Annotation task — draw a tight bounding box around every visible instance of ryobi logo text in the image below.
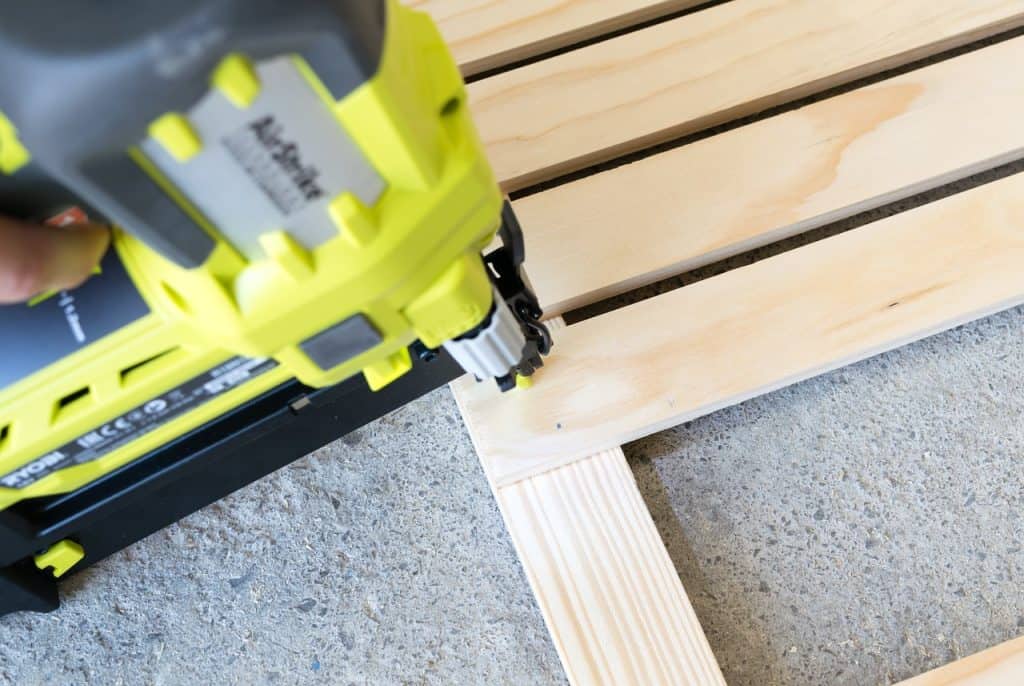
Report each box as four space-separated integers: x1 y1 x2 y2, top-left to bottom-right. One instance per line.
1 450 67 489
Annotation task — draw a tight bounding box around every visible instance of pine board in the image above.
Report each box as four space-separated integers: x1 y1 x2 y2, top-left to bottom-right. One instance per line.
491 448 725 685
407 0 703 77
436 2 1024 683
455 171 1024 486
513 36 1024 316
468 0 1024 190
896 636 1024 685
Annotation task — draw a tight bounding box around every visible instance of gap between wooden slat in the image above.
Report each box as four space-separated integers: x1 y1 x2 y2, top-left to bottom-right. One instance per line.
455 171 1024 486
468 0 1024 191
895 635 1024 685
407 0 705 78
417 5 1024 685
512 36 1024 317
492 448 726 686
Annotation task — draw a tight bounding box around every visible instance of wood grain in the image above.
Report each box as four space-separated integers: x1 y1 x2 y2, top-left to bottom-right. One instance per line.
514 37 1024 316
493 448 725 685
456 171 1024 486
468 0 1024 190
896 636 1024 685
406 0 703 77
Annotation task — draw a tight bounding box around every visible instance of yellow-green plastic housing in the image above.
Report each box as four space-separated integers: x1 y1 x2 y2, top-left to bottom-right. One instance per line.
0 0 503 510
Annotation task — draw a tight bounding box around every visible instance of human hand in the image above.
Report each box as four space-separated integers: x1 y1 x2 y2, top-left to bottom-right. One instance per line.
0 215 110 304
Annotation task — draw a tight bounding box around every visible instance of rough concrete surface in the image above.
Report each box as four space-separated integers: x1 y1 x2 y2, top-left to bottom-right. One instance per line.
6 21 1024 686
4 304 1024 685
6 16 1024 686
0 396 565 685
633 306 1024 685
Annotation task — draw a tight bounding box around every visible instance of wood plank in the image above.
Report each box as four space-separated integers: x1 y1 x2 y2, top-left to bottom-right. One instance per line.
896 636 1024 685
515 36 1024 316
407 0 703 77
492 447 725 685
455 171 1024 486
469 0 1024 191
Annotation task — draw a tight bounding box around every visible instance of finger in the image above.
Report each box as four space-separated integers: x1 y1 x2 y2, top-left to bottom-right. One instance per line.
0 217 110 304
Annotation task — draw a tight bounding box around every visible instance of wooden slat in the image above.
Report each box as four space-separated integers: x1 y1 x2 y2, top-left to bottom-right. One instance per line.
407 0 703 77
455 171 1024 486
896 636 1024 685
491 448 725 686
452 322 724 683
469 0 1024 191
515 37 1024 316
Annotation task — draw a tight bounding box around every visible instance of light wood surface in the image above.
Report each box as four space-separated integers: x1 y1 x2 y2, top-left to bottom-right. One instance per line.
468 0 1024 190
896 636 1024 685
493 448 726 685
452 323 726 682
407 0 703 77
514 37 1024 316
437 4 1024 684
456 171 1024 486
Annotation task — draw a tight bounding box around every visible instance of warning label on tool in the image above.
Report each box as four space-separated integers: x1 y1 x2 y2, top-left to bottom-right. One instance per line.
0 356 278 490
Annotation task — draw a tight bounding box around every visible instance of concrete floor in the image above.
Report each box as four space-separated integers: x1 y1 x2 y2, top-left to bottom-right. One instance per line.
6 26 1024 686
635 305 1024 684
4 303 1024 685
6 18 1024 686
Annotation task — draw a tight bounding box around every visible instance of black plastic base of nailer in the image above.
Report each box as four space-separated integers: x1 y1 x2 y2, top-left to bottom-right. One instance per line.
0 349 463 619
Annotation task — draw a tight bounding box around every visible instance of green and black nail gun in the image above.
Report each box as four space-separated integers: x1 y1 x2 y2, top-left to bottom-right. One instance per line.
0 0 551 616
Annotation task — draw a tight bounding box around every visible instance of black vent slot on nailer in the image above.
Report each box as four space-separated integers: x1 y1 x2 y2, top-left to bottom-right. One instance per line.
119 348 178 386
